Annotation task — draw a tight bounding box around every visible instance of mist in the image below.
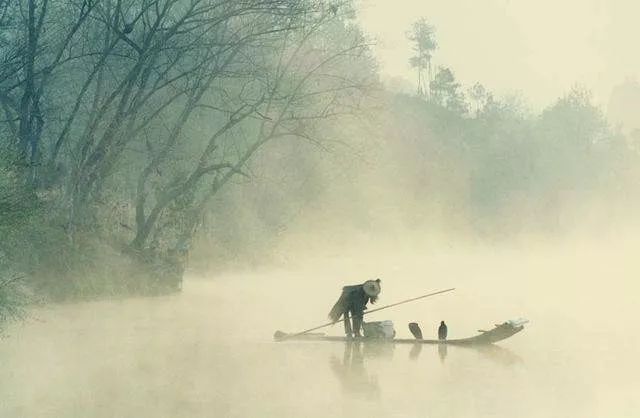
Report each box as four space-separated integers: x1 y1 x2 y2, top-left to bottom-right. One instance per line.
357 0 640 109
2 0 640 417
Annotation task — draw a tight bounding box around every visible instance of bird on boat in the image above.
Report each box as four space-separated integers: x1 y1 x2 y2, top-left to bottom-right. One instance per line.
438 320 448 341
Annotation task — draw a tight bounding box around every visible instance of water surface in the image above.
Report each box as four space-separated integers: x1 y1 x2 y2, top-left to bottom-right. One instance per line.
2 247 638 417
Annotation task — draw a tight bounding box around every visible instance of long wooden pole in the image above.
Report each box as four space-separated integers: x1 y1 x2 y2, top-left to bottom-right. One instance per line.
275 287 455 340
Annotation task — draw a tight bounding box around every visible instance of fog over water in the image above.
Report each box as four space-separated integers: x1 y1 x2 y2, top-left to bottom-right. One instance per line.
2 0 640 417
2 239 639 418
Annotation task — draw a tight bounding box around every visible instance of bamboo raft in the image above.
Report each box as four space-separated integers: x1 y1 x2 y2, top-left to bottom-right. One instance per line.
274 319 527 346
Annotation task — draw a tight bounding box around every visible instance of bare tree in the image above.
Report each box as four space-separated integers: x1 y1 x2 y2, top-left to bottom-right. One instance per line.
129 3 376 257
58 1 317 229
407 18 436 99
0 0 98 181
0 0 378 290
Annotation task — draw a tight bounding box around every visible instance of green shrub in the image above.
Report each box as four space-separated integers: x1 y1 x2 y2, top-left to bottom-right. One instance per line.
0 276 30 330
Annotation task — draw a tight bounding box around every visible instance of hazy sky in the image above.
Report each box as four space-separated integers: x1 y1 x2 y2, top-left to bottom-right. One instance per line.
356 0 639 109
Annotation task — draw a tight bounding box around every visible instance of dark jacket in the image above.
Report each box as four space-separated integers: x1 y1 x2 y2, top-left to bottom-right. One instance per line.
328 285 375 321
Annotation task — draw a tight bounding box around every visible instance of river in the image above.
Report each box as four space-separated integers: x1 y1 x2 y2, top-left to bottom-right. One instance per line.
1 244 639 417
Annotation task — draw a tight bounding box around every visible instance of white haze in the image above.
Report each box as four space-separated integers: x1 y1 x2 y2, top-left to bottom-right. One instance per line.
2 239 640 417
3 1 640 417
357 0 640 108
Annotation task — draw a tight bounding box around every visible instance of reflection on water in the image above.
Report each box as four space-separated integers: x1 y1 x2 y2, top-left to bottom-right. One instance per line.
476 344 523 366
409 343 422 360
328 337 521 403
438 343 448 362
1 255 639 418
330 342 381 399
407 340 519 367
361 339 395 359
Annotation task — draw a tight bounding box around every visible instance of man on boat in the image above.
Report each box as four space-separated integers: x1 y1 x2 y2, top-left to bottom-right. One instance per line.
438 320 448 341
328 279 381 338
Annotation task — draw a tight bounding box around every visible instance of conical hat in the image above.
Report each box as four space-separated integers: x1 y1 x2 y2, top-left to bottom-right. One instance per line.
363 279 381 297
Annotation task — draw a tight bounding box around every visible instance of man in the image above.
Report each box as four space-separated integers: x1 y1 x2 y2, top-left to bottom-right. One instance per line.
438 320 448 341
329 279 381 338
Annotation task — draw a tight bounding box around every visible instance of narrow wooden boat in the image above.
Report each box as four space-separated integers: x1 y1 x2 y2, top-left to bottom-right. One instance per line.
274 319 527 346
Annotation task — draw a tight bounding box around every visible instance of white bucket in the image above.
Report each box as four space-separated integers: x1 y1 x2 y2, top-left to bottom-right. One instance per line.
362 320 395 339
